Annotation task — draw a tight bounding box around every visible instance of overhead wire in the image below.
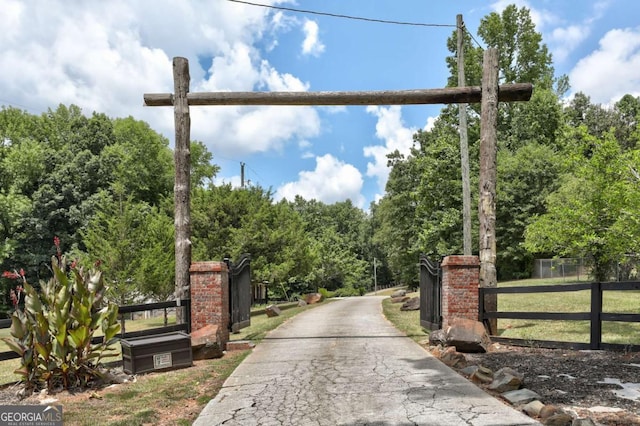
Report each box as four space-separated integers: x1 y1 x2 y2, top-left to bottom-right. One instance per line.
227 0 483 49
226 0 456 29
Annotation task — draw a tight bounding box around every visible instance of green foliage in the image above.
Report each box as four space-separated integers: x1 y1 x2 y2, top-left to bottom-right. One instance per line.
80 187 174 304
1 244 120 392
525 129 639 280
317 288 332 300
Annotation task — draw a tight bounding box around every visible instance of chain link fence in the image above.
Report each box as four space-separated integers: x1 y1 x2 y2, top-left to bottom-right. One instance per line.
533 256 640 281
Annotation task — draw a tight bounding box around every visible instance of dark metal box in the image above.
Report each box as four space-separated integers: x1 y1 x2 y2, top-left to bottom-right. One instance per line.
121 331 192 374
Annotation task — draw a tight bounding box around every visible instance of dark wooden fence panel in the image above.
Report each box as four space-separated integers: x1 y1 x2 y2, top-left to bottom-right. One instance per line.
479 281 640 351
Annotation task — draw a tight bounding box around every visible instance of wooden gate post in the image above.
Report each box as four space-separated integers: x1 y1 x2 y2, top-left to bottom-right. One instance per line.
479 48 499 334
173 57 192 324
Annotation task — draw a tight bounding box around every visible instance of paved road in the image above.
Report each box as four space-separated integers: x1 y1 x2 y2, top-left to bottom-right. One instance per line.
195 296 538 425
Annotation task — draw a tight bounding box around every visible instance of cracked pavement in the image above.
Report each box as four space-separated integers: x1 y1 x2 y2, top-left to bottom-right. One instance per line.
194 296 539 425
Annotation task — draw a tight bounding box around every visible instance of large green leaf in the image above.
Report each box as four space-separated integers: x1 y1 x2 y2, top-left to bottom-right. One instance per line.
9 314 26 339
1 337 25 356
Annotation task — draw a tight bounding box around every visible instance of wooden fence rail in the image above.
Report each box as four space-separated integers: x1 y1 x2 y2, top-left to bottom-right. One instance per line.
479 281 640 351
0 299 190 362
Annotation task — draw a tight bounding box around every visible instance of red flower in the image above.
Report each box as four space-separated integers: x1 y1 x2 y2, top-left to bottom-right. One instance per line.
70 260 77 269
53 236 60 248
2 271 20 280
19 268 24 277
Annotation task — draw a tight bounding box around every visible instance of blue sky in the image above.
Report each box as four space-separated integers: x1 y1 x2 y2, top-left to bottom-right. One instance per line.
1 0 639 208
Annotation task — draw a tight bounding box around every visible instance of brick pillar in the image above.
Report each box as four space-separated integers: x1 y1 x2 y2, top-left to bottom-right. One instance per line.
189 261 229 347
441 255 479 328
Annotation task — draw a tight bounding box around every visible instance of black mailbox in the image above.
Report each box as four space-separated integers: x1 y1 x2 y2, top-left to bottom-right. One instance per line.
121 331 193 374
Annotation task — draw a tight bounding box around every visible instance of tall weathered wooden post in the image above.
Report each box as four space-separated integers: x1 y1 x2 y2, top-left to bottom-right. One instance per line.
173 57 191 323
479 48 499 334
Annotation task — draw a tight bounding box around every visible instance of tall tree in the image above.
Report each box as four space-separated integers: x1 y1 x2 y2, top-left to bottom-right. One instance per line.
525 128 638 280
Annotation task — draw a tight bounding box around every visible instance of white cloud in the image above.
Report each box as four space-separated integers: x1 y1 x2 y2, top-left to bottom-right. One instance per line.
490 0 557 30
549 25 590 63
363 106 416 197
301 19 325 57
424 116 437 131
275 154 364 206
570 27 640 104
0 1 321 158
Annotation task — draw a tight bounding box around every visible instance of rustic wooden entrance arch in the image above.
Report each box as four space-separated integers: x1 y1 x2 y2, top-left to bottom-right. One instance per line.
144 49 531 333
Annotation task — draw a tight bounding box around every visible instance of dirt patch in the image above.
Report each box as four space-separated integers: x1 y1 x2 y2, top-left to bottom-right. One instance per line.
462 344 640 425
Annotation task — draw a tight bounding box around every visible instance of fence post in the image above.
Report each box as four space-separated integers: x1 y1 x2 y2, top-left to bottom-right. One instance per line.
590 281 602 350
478 287 485 325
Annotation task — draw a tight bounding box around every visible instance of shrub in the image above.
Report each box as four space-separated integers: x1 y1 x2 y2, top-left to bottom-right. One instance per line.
1 237 121 392
333 287 359 297
317 287 334 300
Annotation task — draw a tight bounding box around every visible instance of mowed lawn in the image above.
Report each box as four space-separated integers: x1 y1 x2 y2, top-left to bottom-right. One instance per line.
496 277 640 345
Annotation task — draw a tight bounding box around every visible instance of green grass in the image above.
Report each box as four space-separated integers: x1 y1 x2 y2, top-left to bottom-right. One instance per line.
381 290 428 344
61 349 250 426
496 278 640 345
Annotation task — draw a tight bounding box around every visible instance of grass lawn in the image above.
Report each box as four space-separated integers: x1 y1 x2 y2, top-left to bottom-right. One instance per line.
496 278 640 345
381 289 428 344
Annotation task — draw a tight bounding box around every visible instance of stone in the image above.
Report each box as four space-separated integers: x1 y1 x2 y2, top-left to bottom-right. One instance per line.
470 366 493 385
304 293 322 304
445 318 491 353
192 342 224 360
265 304 281 317
226 340 255 351
390 296 409 304
543 412 573 426
439 346 467 368
297 299 307 307
460 365 479 376
191 324 220 348
430 345 444 359
400 297 420 311
390 289 406 298
501 388 541 405
191 324 224 360
522 400 545 417
428 329 447 346
587 406 623 413
571 419 596 426
489 367 524 392
540 405 563 419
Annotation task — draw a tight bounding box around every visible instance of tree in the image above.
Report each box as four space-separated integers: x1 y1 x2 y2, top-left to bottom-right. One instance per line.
525 128 637 280
80 188 148 306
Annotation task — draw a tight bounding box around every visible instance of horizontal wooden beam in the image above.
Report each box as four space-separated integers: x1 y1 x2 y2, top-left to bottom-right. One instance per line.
143 83 532 107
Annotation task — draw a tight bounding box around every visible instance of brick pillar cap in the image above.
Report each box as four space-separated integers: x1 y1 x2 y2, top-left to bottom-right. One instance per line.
442 255 479 267
190 261 228 272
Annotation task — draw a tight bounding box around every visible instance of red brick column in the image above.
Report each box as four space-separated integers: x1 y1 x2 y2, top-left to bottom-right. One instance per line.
441 255 479 328
189 261 229 347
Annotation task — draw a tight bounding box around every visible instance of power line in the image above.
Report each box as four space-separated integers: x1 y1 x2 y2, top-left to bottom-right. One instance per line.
458 21 484 50
227 0 456 28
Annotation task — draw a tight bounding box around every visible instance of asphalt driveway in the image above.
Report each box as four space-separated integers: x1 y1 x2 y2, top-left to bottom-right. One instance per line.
194 296 538 425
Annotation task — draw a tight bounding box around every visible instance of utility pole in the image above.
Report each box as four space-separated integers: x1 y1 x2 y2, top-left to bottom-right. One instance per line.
240 162 245 188
458 14 472 256
374 258 378 295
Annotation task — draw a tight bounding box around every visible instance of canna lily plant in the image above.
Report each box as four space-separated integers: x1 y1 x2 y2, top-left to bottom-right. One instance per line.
1 237 121 392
